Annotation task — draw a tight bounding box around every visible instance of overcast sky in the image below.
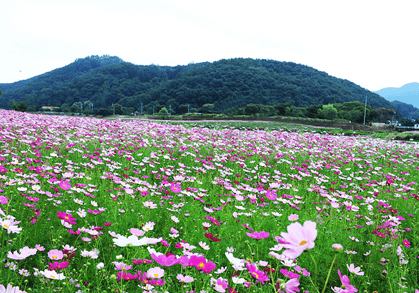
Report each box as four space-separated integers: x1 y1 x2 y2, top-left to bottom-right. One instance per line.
2 0 418 91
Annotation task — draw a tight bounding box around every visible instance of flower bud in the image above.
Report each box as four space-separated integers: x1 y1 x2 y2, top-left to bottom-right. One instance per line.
332 244 343 251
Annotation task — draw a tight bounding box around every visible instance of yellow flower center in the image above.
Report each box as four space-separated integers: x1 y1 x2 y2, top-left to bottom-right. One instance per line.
51 275 55 279
65 216 69 220
52 255 57 259
199 262 205 268
4 225 9 229
154 273 159 277
300 240 307 246
252 272 259 279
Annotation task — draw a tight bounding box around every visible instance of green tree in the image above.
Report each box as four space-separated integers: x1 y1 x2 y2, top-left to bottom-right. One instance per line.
399 118 414 127
70 102 82 113
60 103 71 113
12 101 28 112
83 101 93 115
201 103 215 113
245 104 259 116
158 107 169 118
318 104 338 120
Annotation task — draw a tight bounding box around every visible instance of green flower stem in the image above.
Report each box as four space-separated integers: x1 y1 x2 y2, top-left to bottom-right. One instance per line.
309 251 318 289
321 255 336 293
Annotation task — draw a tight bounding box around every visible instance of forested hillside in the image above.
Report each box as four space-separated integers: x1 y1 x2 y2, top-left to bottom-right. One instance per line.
0 55 398 115
390 100 419 119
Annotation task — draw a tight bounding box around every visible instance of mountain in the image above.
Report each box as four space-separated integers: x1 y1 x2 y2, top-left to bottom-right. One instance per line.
390 100 419 119
0 56 398 116
0 55 124 94
375 82 419 108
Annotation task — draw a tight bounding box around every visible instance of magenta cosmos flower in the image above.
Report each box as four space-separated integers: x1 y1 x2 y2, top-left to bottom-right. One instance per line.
170 182 182 193
280 220 317 259
59 180 71 190
246 262 269 284
276 277 300 293
189 255 216 273
150 253 179 267
0 196 7 205
246 231 270 239
331 269 358 292
57 211 77 225
265 190 278 200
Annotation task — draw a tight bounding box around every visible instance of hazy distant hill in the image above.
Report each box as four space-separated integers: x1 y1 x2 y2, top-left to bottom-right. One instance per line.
375 82 419 108
0 55 397 115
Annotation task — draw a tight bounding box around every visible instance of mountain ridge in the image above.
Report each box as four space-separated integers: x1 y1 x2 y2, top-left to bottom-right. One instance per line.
0 55 399 116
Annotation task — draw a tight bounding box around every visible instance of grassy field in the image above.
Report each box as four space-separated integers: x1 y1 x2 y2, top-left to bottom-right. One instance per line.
0 110 418 292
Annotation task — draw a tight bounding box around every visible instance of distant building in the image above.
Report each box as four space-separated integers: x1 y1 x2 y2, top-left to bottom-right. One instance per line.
41 106 60 111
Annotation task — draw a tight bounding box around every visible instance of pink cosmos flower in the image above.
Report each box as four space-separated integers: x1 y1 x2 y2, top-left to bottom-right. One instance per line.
7 246 37 260
116 271 139 281
1 219 22 234
246 231 270 239
211 277 229 292
189 255 216 273
150 253 179 267
0 196 7 204
48 249 64 260
177 274 194 283
113 261 132 271
276 278 300 293
288 214 299 221
331 269 358 293
48 261 69 270
280 268 300 279
130 228 145 237
147 267 165 279
346 264 364 276
59 180 71 190
246 262 269 284
170 182 182 193
280 220 317 259
403 238 410 248
57 211 77 225
0 284 27 293
265 190 278 200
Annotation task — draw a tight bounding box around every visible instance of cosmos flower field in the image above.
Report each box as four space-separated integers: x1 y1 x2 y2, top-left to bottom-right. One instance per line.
0 110 419 293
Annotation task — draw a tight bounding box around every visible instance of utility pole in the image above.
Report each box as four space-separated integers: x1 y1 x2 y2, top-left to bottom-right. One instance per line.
153 105 155 115
81 102 83 114
169 105 172 115
363 95 367 125
141 102 143 115
112 103 115 116
188 104 190 114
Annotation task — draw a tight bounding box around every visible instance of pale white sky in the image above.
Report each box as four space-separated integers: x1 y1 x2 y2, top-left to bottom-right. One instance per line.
1 0 418 91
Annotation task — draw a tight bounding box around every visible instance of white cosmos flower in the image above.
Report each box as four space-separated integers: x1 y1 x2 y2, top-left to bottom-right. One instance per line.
225 252 245 269
232 277 246 284
199 241 210 250
40 269 66 280
113 235 161 247
113 235 148 247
